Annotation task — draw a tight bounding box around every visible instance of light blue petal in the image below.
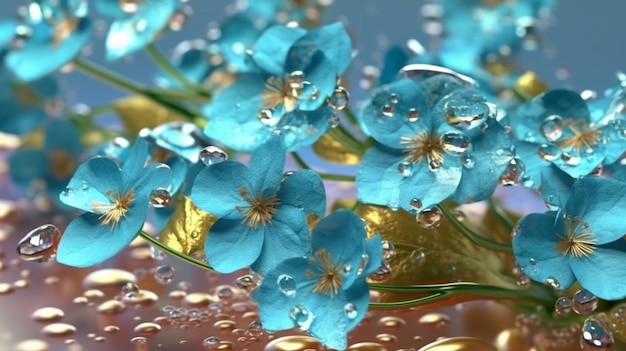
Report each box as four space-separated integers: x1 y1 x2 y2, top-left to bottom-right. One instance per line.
0 99 46 135
216 15 262 72
165 156 187 194
44 119 83 155
512 212 576 289
121 138 150 185
280 108 333 151
356 144 408 210
540 164 574 208
362 234 384 278
251 25 307 76
380 46 409 85
512 140 547 189
190 160 251 219
251 206 310 274
0 20 18 47
96 0 126 17
59 157 122 212
398 158 462 212
131 162 172 202
565 176 626 244
203 218 264 273
306 22 352 75
248 136 286 196
277 169 326 217
570 244 626 300
8 149 48 189
287 51 335 111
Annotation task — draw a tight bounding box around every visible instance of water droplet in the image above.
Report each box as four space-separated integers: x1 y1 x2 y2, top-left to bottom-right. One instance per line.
555 296 573 316
154 265 175 284
121 282 139 298
328 86 349 110
289 305 314 330
17 224 61 262
561 150 581 166
41 323 76 337
11 25 32 49
409 250 425 263
292 81 318 101
499 157 525 186
356 254 369 275
264 336 322 351
103 325 119 333
389 93 399 104
31 307 64 322
258 108 280 127
288 71 305 88
235 275 259 293
573 289 599 315
418 312 450 326
328 114 340 128
344 303 358 319
217 285 236 301
538 143 561 161
119 0 140 13
516 274 530 287
581 316 614 351
409 198 423 211
546 276 561 289
381 241 395 260
149 188 171 208
277 274 296 297
168 6 191 31
406 108 420 122
133 19 147 32
96 300 126 315
416 206 443 229
248 320 264 336
203 336 221 350
441 131 470 156
397 162 413 176
133 322 161 336
130 336 147 345
541 115 564 142
368 264 392 282
200 146 228 166
378 316 406 328
443 93 489 131
381 104 394 117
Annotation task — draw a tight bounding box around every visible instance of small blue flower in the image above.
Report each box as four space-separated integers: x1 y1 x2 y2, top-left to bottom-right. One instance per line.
100 0 179 60
9 119 83 201
56 138 171 267
252 210 383 350
357 74 512 211
513 176 626 300
5 0 91 82
203 22 353 152
190 137 326 273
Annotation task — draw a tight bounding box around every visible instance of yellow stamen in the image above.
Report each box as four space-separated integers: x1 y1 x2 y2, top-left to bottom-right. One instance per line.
90 190 135 229
236 187 280 230
401 131 445 169
48 150 76 180
307 249 344 298
261 75 298 113
555 215 596 258
558 118 602 152
51 17 78 47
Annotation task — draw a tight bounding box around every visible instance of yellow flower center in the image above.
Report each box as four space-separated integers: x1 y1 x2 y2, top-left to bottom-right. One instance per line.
261 75 299 113
555 215 596 258
401 131 445 170
306 249 344 298
51 17 78 47
90 190 135 229
557 118 602 152
236 187 280 230
48 149 76 180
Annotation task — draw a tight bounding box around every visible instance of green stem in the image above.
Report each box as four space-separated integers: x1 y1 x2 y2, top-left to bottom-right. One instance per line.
144 44 211 99
343 107 359 127
290 151 309 169
439 204 513 253
328 126 364 156
138 231 214 272
319 173 355 182
488 197 516 232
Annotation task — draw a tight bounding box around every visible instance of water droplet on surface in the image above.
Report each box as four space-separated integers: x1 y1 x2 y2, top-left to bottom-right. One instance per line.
277 274 296 297
541 115 564 142
264 336 322 351
149 188 171 207
441 131 470 156
581 316 614 351
258 108 281 127
409 198 423 211
406 108 420 122
154 265 175 284
96 300 126 315
31 307 64 322
409 250 425 263
121 282 139 298
328 86 349 110
203 336 221 350
546 276 561 289
130 336 147 345
17 224 61 262
573 289 599 315
368 264 392 282
499 157 525 186
289 305 314 330
416 206 443 229
345 303 358 319
397 162 413 176
538 143 561 161
168 6 191 31
555 296 573 315
133 322 161 336
248 320 264 336
235 274 259 293
103 325 120 333
328 114 340 128
417 337 497 350
14 339 48 351
381 241 395 260
41 323 76 337
561 150 581 166
389 93 399 104
381 104 395 117
516 274 530 287
378 316 406 328
418 312 450 326
122 289 158 307
200 146 228 166
356 254 369 275
443 93 489 131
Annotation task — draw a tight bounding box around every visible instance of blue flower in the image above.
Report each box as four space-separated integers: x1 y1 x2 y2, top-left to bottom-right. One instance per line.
190 137 326 273
5 0 91 82
9 119 83 201
357 74 512 212
510 89 605 188
203 22 353 152
56 138 171 267
513 176 626 300
100 0 179 60
252 210 383 350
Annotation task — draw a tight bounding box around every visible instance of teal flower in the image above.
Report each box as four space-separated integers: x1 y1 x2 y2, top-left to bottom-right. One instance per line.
357 74 512 212
100 0 179 60
513 176 626 300
252 210 383 350
203 22 353 152
190 137 326 273
57 138 171 267
5 0 91 82
9 119 83 201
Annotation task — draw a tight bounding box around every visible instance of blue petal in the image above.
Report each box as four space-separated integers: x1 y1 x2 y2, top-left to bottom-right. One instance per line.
356 144 408 210
540 164 575 208
512 140 547 189
59 157 122 212
305 22 352 76
8 149 48 189
380 46 409 85
287 51 335 111
131 162 172 203
45 119 83 155
280 108 333 151
0 20 18 47
120 138 150 185
362 234 384 278
96 0 127 18
570 244 626 300
247 136 286 196
277 169 326 217
251 206 310 274
512 212 576 289
251 25 307 76
190 160 251 219
203 218 264 273
311 210 366 274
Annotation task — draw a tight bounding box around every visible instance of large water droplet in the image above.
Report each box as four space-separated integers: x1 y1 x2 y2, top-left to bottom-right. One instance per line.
200 146 228 166
17 224 61 262
406 108 420 122
443 93 489 131
328 86 349 110
409 198 423 211
154 265 175 284
554 296 572 316
41 323 76 337
581 316 614 351
499 157 525 186
277 274 296 297
381 104 395 117
416 206 443 229
258 108 280 127
441 131 470 156
573 289 599 315
538 143 561 161
289 305 314 330
31 307 64 322
541 115 564 142
248 320 264 337
149 188 171 208
133 322 162 336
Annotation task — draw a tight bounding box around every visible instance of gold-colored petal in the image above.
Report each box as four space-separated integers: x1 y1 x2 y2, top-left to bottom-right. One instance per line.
159 196 218 256
114 96 186 135
312 133 361 165
513 71 549 101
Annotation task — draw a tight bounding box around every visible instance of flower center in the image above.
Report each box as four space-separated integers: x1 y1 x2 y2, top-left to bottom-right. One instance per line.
261 75 301 113
557 118 602 152
51 17 79 47
48 149 76 180
90 190 135 229
236 187 280 230
555 215 596 258
401 131 445 170
306 248 344 298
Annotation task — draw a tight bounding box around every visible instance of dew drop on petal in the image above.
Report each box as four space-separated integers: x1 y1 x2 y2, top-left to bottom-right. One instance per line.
406 108 420 122
443 93 489 131
200 146 228 166
546 276 561 289
409 198 423 211
149 188 171 208
344 303 358 319
389 93 399 104
328 114 340 128
561 150 581 166
538 143 561 161
154 265 175 285
397 162 413 176
416 206 443 229
540 115 564 142
381 104 394 117
573 289 599 315
277 274 296 297
441 131 470 156
580 316 614 351
289 305 314 331
356 254 369 275
258 108 280 127
328 86 349 110
555 297 572 316
17 224 61 262
462 153 475 168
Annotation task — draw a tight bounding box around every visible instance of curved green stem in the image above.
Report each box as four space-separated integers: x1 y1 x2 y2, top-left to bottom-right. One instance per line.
138 231 214 272
328 126 364 156
145 44 212 99
488 197 516 232
290 151 309 169
343 107 359 127
319 173 355 182
439 204 513 253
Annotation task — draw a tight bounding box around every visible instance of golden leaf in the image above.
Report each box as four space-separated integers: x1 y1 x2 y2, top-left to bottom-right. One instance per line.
357 204 516 304
113 96 186 135
514 71 549 101
312 133 361 165
159 196 217 256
